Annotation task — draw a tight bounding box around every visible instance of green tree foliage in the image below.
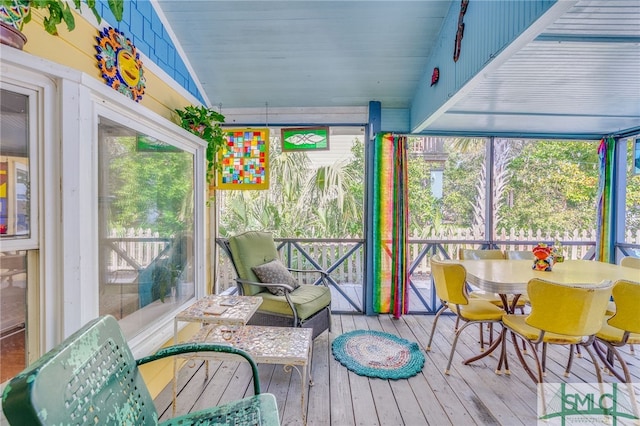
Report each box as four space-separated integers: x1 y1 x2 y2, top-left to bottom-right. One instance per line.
440 147 483 230
220 134 639 241
498 140 598 232
406 155 438 232
219 136 364 238
106 137 193 236
625 138 640 233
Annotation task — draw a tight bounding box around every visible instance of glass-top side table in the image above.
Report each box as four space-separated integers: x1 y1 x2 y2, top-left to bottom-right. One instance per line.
178 324 314 423
173 295 262 343
171 294 263 417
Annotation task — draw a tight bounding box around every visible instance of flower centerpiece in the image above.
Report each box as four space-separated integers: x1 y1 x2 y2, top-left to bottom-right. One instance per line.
532 243 554 271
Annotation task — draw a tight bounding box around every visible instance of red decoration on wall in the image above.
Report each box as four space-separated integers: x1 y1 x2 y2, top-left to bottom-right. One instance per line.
453 0 469 62
431 67 440 86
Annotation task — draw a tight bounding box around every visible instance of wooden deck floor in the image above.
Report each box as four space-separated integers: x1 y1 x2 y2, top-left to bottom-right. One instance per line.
155 314 639 425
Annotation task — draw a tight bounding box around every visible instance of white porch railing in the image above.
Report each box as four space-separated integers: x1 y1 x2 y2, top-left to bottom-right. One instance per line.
105 228 170 272
106 227 639 292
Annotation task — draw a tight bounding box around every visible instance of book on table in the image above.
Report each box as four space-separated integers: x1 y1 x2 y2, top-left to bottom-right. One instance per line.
203 306 227 315
219 298 240 307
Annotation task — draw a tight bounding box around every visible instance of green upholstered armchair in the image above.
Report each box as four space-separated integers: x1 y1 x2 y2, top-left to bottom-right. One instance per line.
1 315 280 426
218 231 332 339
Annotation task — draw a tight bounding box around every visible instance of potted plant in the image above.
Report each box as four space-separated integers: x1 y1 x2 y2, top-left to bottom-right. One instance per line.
0 0 123 49
175 106 226 188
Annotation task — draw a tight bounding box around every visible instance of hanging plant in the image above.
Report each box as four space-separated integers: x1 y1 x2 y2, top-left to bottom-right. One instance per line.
175 105 226 187
0 0 124 35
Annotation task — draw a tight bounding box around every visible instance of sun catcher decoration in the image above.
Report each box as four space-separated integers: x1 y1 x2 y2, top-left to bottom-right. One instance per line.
218 128 269 190
95 27 146 102
281 127 329 151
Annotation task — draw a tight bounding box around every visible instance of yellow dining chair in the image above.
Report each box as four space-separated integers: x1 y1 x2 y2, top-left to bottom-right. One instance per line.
500 278 613 385
458 248 505 260
620 256 640 269
505 250 535 260
594 279 640 383
426 256 505 374
458 248 504 307
607 256 639 355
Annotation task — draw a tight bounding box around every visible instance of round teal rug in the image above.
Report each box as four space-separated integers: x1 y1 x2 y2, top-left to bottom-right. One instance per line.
331 330 425 380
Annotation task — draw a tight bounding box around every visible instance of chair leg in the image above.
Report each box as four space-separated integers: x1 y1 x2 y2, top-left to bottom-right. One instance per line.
580 343 604 384
517 337 547 418
476 322 495 351
596 343 640 420
509 331 542 384
593 340 628 383
488 323 494 345
426 305 448 351
564 345 575 377
445 321 476 375
495 326 510 375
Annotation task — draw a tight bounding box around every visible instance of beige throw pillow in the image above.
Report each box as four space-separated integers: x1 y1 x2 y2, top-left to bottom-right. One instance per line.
252 259 300 296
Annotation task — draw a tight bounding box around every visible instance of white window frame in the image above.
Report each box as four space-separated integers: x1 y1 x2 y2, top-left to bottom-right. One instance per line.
0 68 57 357
1 46 207 358
0 80 41 251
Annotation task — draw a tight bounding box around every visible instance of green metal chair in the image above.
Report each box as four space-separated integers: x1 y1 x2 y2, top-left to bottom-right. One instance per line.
1 315 280 426
219 231 332 339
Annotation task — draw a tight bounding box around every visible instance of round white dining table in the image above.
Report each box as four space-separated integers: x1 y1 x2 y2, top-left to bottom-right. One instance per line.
452 259 639 373
458 259 640 295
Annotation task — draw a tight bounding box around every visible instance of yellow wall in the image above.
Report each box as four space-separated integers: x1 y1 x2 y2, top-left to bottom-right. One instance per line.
20 10 203 399
21 9 194 120
141 322 201 398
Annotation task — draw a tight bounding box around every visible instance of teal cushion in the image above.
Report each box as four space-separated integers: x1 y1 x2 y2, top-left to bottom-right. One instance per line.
257 284 331 321
229 231 280 296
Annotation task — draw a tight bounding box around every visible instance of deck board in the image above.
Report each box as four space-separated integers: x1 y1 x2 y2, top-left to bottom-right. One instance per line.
156 314 640 425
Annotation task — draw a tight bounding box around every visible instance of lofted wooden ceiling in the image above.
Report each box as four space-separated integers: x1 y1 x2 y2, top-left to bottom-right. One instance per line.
156 0 640 139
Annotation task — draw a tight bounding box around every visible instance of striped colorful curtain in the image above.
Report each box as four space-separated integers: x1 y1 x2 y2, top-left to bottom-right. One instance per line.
372 133 408 318
596 137 616 263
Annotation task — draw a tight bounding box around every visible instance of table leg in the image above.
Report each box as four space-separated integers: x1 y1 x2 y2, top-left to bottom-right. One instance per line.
462 293 520 374
301 365 308 426
283 364 307 425
463 332 503 370
307 340 314 386
172 357 177 416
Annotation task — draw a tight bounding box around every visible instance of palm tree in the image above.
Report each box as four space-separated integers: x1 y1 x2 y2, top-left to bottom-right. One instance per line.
218 136 364 238
451 138 525 236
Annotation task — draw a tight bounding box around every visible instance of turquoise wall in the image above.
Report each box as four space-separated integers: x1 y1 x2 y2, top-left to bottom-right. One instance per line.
410 0 557 133
381 108 410 133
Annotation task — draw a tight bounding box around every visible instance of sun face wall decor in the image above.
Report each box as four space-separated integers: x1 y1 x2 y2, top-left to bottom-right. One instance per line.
95 27 146 102
218 129 269 190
